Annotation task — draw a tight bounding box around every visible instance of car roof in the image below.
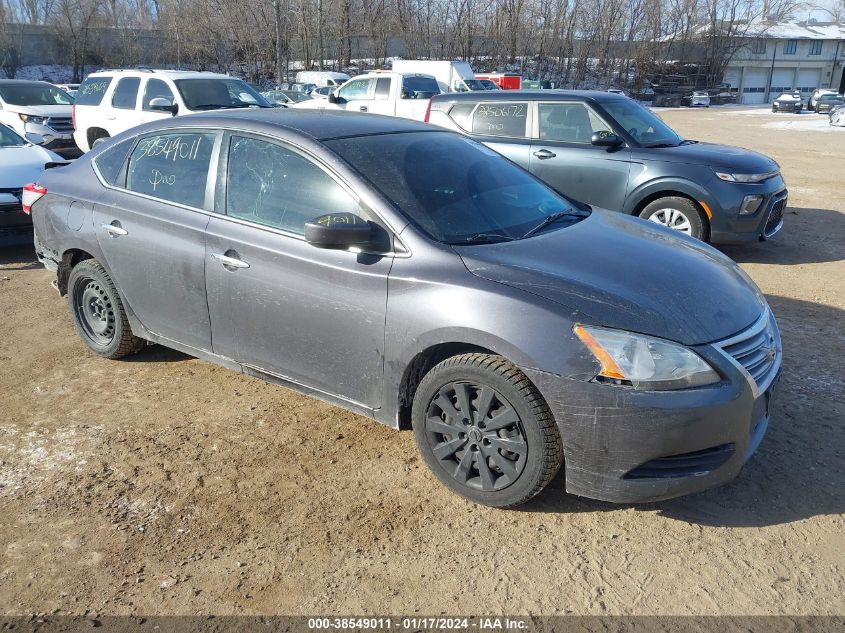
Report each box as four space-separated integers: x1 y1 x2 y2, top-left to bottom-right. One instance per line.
140 109 437 142
0 79 57 85
432 89 629 104
87 69 232 80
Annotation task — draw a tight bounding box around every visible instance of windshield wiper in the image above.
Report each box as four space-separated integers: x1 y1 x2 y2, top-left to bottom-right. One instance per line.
462 233 516 244
191 103 252 110
644 142 680 148
521 210 583 239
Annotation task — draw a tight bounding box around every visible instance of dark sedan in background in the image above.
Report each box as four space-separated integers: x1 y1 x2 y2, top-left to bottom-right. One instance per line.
426 90 787 243
29 111 780 508
771 91 804 113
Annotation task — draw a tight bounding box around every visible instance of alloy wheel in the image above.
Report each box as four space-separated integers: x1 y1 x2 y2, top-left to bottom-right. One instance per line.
648 208 693 234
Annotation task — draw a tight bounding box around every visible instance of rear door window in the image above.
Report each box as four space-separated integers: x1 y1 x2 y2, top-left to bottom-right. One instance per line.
374 78 391 100
471 102 528 138
75 77 113 106
401 76 440 99
125 132 216 208
225 135 359 236
111 77 141 110
142 79 175 111
538 103 610 143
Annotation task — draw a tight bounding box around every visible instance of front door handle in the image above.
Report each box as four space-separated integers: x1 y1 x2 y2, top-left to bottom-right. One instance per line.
533 149 556 160
359 105 368 112
211 252 250 269
105 115 116 120
101 223 128 237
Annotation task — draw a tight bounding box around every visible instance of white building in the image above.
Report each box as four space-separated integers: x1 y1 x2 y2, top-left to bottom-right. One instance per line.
724 21 845 104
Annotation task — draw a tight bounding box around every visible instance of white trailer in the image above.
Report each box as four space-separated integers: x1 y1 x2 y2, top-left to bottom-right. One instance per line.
391 60 479 93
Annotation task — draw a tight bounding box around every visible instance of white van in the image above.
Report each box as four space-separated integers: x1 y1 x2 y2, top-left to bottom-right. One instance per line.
294 71 351 88
391 60 481 93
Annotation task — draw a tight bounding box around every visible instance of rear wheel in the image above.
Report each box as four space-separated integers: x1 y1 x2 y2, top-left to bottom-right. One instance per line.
68 259 145 359
412 353 563 508
639 196 707 241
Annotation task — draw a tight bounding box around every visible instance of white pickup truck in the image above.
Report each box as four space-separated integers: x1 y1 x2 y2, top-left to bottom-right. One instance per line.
289 71 440 121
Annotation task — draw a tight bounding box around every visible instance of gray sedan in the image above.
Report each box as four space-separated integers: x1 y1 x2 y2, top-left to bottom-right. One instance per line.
30 111 780 507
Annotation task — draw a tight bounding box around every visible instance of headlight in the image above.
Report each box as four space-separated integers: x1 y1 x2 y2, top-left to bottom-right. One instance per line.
19 114 45 125
574 325 720 390
715 170 779 183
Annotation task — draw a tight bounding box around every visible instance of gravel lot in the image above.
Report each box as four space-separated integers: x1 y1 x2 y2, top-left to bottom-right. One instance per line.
0 107 842 617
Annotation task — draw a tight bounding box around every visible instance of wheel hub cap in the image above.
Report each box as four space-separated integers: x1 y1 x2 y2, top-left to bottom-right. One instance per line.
424 381 528 492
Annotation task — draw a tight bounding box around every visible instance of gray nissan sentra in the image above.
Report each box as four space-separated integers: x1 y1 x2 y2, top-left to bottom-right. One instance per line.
29 110 781 508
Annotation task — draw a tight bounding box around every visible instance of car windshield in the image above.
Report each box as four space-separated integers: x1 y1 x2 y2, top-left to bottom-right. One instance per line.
0 83 74 106
174 78 272 110
461 79 487 91
601 99 683 147
820 95 844 102
282 91 312 102
326 131 588 244
0 124 26 147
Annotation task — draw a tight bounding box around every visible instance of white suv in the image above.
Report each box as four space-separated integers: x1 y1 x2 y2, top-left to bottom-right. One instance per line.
72 69 274 152
0 80 76 153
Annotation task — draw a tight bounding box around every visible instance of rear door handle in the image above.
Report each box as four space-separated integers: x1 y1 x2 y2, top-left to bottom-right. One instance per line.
359 105 368 112
211 252 250 269
533 149 556 160
101 223 128 237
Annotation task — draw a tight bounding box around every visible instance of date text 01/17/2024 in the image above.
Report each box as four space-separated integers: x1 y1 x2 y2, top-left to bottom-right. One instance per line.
306 617 530 630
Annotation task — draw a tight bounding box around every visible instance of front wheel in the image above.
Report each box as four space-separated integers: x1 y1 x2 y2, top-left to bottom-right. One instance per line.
639 197 707 241
68 259 146 359
412 353 563 508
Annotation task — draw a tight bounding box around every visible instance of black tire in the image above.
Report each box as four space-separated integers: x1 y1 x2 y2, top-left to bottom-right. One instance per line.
68 259 145 359
639 196 707 241
412 353 563 508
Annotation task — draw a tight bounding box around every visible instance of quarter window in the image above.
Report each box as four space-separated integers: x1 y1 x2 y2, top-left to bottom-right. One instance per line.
142 79 175 111
93 137 135 186
471 102 529 138
111 77 141 110
75 77 112 106
538 103 610 143
225 136 359 235
125 132 216 208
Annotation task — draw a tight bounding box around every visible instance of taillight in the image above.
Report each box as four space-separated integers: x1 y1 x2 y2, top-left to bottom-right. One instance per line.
424 96 434 123
72 104 76 130
22 183 47 215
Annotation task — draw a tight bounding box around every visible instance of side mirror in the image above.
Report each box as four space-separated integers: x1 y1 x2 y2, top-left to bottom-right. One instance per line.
591 131 623 147
305 213 373 250
149 97 178 115
25 132 46 145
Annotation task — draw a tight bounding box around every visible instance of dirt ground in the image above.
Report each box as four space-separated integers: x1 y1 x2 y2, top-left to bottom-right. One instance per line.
0 107 842 618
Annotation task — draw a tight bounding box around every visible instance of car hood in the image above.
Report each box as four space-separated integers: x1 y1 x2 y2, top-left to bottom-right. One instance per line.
453 210 766 346
0 145 52 188
634 141 778 172
5 104 73 117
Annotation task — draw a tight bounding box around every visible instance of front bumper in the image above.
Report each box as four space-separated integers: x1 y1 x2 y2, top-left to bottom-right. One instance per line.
522 313 781 503
706 175 787 243
0 198 33 246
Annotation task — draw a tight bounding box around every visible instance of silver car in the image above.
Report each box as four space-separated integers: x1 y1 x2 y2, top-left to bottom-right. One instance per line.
30 111 780 508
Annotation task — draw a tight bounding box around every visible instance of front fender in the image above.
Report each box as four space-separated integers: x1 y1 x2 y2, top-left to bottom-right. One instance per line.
624 177 713 216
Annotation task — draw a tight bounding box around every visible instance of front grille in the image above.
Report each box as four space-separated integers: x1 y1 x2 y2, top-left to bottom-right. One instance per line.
623 444 736 479
717 310 781 392
765 198 786 236
46 117 74 133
